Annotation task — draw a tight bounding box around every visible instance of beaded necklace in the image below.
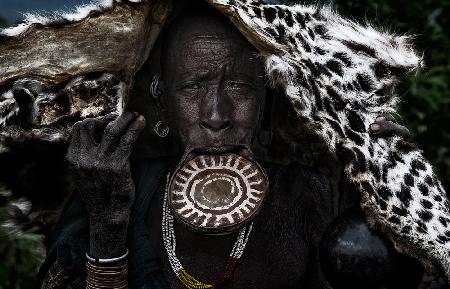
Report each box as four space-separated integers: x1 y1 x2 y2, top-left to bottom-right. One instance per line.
162 174 253 289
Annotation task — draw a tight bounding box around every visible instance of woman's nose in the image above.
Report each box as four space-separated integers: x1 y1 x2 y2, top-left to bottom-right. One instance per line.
200 90 232 132
200 118 231 131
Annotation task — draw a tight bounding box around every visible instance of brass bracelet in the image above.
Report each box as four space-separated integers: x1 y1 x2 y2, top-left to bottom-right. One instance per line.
87 274 128 283
86 261 127 271
87 263 127 273
86 279 128 288
87 261 128 271
86 260 129 289
87 276 128 285
87 267 128 276
86 274 128 288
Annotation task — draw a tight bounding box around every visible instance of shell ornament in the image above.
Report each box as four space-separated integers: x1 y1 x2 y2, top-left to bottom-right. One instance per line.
169 153 268 233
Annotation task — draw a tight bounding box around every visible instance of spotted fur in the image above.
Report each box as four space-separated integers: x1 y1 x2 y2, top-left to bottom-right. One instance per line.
208 0 450 280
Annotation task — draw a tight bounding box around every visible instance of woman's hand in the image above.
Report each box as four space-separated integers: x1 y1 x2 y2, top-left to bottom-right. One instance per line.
65 112 146 258
369 114 411 139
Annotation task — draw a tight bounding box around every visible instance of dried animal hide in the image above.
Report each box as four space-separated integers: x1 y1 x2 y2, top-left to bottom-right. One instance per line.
0 73 125 144
0 0 172 240
0 0 171 140
0 0 449 282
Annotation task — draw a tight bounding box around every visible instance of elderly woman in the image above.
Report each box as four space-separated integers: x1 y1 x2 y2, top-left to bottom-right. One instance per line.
0 0 448 289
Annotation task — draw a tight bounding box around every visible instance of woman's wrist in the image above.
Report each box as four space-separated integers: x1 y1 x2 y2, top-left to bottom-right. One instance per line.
89 217 129 259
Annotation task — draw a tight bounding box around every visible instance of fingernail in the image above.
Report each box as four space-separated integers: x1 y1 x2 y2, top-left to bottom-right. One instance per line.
370 123 380 132
137 115 145 122
376 116 385 122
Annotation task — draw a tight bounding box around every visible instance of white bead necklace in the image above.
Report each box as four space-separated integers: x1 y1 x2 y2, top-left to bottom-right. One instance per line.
162 173 253 288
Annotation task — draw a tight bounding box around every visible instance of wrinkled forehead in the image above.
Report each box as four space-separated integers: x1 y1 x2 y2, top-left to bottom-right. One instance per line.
161 7 260 74
164 4 247 48
177 36 259 71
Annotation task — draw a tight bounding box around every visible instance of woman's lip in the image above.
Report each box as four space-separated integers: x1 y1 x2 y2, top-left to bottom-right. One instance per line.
176 145 254 174
191 145 247 155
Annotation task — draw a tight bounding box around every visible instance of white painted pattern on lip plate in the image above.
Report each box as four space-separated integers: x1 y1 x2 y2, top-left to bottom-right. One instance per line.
169 153 268 232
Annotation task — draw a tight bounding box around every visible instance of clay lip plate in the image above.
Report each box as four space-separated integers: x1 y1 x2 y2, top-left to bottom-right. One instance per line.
169 152 269 234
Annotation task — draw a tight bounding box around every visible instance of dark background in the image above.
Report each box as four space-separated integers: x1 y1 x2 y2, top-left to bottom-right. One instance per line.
0 0 449 288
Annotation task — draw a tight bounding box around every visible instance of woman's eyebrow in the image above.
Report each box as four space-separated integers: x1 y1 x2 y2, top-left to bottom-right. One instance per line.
178 70 218 81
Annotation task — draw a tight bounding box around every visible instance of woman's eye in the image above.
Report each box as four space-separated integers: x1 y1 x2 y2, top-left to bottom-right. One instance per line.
226 82 252 91
181 83 201 90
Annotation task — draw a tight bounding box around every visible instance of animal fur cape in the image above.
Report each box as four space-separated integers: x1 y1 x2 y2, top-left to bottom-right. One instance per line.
1 0 449 282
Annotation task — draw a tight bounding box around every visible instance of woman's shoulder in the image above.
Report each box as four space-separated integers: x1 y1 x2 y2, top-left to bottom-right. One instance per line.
261 160 333 197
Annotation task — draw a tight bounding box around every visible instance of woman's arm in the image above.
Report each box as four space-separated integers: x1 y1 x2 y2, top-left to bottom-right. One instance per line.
64 112 146 288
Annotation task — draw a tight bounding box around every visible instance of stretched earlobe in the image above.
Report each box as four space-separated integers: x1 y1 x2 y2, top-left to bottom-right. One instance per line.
154 120 170 138
150 74 170 138
150 75 163 101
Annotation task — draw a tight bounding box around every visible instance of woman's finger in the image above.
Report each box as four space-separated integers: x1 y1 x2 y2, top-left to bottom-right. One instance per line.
370 120 411 139
89 113 118 143
117 116 146 153
79 118 99 148
100 112 138 152
66 121 82 165
375 113 397 123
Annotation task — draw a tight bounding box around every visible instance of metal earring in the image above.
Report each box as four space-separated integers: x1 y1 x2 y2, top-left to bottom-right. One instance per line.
150 75 162 100
154 120 169 138
150 74 169 138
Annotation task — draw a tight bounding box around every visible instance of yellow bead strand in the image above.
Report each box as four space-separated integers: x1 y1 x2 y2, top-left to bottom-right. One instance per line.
177 268 214 289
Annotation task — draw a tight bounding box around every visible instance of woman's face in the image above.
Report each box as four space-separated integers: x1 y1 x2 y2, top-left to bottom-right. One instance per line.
162 13 266 153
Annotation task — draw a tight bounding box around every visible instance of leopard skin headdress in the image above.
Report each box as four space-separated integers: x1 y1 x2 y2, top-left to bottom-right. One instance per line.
1 0 449 281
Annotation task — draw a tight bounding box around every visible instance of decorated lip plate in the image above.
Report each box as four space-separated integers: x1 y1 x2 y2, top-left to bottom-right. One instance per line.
169 153 268 233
